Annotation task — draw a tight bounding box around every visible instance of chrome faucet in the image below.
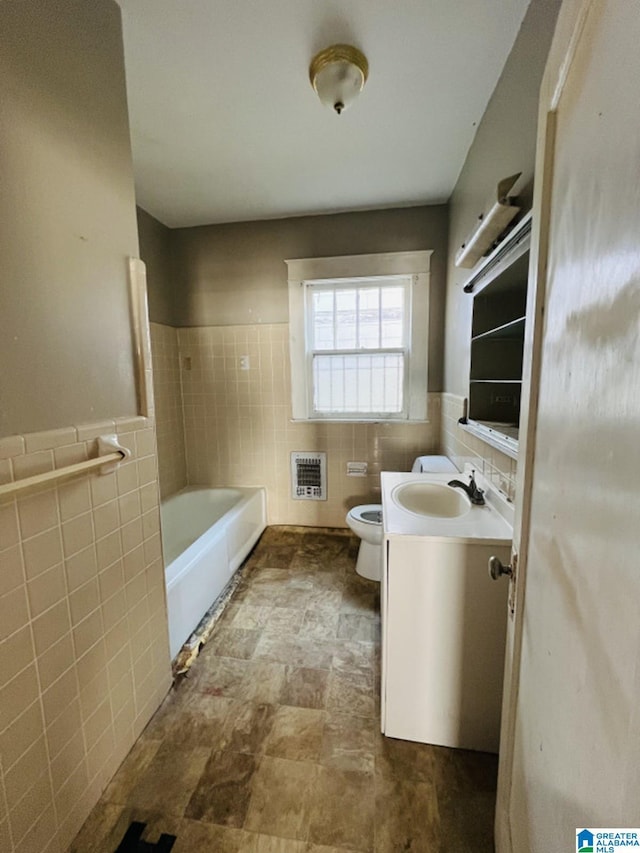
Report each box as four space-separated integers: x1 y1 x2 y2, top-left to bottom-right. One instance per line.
447 469 485 505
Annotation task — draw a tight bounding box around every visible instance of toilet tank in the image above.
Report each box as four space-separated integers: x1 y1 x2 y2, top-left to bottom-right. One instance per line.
411 455 458 473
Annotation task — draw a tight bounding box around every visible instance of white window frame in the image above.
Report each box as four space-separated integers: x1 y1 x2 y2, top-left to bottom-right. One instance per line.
286 251 432 422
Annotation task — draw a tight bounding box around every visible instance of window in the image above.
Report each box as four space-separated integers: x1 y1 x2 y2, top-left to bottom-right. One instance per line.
286 251 431 421
309 277 409 415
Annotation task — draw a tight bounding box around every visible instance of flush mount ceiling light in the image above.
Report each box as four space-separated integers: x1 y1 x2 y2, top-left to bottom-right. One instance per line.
309 44 369 115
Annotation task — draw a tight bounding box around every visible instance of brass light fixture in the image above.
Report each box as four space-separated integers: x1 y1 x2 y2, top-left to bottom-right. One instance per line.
309 44 369 115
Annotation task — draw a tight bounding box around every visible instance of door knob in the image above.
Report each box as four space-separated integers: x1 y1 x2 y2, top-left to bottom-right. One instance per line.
488 555 513 580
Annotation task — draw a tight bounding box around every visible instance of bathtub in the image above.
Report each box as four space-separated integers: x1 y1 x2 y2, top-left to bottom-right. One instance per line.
161 486 266 659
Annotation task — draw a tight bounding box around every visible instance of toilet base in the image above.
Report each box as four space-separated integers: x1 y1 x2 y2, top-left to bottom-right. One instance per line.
355 540 382 582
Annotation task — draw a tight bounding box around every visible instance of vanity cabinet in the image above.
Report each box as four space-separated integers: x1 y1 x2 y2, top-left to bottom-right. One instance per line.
382 535 510 752
462 213 532 456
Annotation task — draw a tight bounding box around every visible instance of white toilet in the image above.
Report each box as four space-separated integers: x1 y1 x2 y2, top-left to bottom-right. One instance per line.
346 456 458 582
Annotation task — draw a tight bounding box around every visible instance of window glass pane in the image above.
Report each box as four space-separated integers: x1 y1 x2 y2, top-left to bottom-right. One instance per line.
335 289 356 312
358 288 380 349
313 290 334 312
312 289 334 350
313 353 404 414
381 286 405 347
335 288 357 349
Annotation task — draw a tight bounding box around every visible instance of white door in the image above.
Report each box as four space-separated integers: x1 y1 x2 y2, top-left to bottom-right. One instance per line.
495 1 640 850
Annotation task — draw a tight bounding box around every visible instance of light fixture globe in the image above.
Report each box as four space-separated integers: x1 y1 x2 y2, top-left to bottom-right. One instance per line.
309 44 369 115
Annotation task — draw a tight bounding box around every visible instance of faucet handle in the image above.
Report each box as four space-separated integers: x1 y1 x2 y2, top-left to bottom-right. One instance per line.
468 469 485 504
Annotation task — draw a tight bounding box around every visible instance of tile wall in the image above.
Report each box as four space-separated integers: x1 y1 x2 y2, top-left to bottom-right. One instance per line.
0 418 172 853
150 323 440 526
149 324 187 499
441 393 517 501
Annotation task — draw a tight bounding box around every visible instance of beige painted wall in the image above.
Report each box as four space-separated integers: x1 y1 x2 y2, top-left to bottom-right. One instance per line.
137 208 176 327
443 0 561 398
0 1 140 438
440 0 560 491
169 205 449 390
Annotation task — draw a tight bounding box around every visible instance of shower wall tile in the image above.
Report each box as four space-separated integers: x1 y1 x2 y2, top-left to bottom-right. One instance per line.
149 324 188 499
176 324 440 527
440 392 517 501
0 418 172 853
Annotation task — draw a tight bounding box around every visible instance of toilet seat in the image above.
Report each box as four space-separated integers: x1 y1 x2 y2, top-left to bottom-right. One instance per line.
348 504 382 526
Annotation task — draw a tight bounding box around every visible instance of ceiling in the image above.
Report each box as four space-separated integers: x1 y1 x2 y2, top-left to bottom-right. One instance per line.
117 0 530 228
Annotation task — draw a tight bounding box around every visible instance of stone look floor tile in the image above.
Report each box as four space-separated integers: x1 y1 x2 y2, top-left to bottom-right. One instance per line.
254 635 334 670
143 690 233 749
280 666 329 709
299 608 340 640
320 712 376 774
327 670 376 718
306 588 344 614
173 819 258 852
185 750 258 828
253 838 358 853
307 766 375 852
305 846 365 853
265 706 325 761
340 586 378 616
70 805 182 853
374 775 440 853
337 613 380 643
260 606 305 637
375 735 437 785
102 738 162 804
436 788 496 853
209 626 263 659
240 660 287 704
231 604 273 630
244 755 317 840
290 551 349 574
122 743 212 816
259 526 311 546
71 527 498 853
189 654 252 696
331 641 375 677
253 838 305 853
219 701 277 754
251 545 296 569
67 801 125 853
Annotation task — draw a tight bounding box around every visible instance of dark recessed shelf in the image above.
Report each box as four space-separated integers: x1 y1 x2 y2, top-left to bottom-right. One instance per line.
464 216 532 457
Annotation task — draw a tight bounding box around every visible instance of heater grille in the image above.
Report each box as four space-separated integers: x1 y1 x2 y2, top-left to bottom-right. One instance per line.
291 452 327 501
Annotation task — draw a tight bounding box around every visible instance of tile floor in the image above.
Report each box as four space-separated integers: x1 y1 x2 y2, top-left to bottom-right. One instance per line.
70 527 498 852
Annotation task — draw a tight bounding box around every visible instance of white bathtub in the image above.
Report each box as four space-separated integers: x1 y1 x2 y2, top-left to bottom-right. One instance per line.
161 486 266 659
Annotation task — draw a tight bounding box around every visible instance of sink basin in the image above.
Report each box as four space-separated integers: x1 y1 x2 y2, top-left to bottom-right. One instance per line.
391 482 470 518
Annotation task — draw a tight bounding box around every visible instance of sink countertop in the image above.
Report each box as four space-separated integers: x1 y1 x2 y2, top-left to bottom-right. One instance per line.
381 470 513 544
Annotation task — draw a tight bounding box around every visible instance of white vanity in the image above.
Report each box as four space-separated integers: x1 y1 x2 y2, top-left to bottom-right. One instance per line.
380 468 513 752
